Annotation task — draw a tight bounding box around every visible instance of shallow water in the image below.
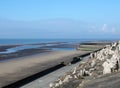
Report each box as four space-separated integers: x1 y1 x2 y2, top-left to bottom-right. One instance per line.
0 45 41 54
0 39 113 54
0 43 76 54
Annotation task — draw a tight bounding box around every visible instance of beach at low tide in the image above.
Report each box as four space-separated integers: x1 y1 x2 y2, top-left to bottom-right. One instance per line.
0 50 91 87
0 41 109 88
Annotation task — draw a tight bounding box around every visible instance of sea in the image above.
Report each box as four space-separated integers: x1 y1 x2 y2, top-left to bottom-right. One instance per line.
0 39 117 54
0 39 115 45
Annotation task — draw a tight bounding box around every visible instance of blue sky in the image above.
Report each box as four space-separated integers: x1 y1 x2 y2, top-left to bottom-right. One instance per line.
0 0 120 39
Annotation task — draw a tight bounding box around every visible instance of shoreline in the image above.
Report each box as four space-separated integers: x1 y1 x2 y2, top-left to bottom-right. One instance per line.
0 41 112 61
21 55 90 88
0 50 91 87
47 41 120 88
0 42 77 61
0 41 109 87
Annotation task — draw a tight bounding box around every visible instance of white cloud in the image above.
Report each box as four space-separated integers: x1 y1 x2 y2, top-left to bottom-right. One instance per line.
101 24 117 33
102 24 108 32
88 24 117 34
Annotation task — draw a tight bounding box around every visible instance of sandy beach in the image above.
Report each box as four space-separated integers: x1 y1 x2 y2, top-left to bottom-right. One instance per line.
0 0 119 87
0 42 107 88
0 50 90 87
21 56 89 88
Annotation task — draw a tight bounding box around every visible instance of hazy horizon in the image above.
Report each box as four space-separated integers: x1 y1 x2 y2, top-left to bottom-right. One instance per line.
0 0 120 39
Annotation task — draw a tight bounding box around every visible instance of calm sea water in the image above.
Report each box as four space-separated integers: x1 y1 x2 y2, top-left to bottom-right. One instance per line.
0 39 114 45
0 39 116 54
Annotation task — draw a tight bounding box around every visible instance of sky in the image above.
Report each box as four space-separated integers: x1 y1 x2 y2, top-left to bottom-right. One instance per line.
0 0 120 39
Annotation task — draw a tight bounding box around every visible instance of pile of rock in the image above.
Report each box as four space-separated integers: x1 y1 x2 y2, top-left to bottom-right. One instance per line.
49 41 120 88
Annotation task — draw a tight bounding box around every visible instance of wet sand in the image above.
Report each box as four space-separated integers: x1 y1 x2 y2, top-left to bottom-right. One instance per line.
0 45 20 52
0 50 90 87
0 42 108 87
0 42 77 61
